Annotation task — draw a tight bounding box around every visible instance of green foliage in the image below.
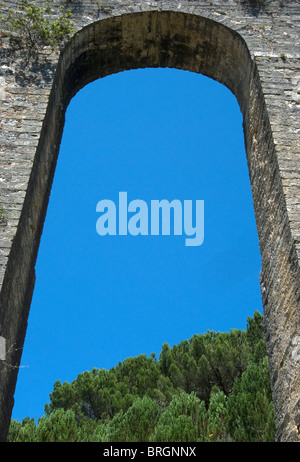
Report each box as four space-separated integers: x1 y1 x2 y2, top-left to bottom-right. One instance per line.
8 417 37 442
107 396 161 442
227 357 276 441
0 205 7 222
207 388 229 441
46 356 175 423
151 392 206 442
36 409 83 442
0 0 73 51
8 310 276 442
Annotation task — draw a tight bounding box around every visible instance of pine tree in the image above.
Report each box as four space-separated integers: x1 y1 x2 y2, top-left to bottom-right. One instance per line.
8 311 276 443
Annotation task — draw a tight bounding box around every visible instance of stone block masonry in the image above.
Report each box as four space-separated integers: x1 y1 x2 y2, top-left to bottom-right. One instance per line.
0 0 299 442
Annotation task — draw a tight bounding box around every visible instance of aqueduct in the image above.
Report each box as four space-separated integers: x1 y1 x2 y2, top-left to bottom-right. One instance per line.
0 0 300 442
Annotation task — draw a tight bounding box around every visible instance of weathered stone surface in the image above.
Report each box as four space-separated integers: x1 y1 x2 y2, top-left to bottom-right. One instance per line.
0 0 299 442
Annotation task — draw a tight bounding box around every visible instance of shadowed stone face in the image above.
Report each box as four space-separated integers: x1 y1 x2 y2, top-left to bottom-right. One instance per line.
0 0 299 442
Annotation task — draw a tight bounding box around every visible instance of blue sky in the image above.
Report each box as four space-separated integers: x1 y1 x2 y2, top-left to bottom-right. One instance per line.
12 67 263 423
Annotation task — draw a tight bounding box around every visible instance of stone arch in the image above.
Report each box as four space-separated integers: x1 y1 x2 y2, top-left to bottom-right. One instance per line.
0 9 299 442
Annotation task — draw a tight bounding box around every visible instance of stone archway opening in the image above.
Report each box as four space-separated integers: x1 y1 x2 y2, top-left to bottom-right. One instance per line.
11 65 263 424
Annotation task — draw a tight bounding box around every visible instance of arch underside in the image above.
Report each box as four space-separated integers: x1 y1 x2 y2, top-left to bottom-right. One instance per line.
62 12 251 113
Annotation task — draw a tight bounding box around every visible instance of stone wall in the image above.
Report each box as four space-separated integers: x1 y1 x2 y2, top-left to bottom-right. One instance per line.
0 0 299 442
